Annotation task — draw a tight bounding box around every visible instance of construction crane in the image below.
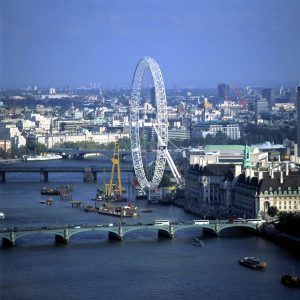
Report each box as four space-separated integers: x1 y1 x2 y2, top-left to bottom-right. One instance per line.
105 140 123 198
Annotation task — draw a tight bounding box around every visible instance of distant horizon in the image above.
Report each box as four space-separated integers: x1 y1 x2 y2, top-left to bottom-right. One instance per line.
1 1 300 89
1 79 300 91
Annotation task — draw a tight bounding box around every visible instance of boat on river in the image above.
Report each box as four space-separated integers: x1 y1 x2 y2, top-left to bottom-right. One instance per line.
136 190 147 200
239 257 266 271
281 267 300 288
41 187 61 195
22 153 63 161
0 212 5 219
96 203 138 217
41 185 73 195
281 274 300 288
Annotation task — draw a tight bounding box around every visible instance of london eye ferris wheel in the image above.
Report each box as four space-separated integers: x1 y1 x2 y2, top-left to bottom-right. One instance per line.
129 57 181 191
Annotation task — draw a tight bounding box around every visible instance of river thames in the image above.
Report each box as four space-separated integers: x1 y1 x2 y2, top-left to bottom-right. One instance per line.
0 158 299 300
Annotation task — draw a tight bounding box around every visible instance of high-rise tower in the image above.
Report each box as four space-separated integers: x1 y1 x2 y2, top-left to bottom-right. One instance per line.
261 88 273 108
218 83 230 99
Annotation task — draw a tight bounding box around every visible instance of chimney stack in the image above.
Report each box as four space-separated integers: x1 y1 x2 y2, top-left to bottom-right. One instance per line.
285 162 289 176
245 168 251 178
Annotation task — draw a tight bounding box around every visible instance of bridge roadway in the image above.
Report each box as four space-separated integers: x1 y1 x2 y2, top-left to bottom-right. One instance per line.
0 221 260 247
0 166 133 182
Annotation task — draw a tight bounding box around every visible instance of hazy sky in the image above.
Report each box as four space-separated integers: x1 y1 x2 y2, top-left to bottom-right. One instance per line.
1 0 300 88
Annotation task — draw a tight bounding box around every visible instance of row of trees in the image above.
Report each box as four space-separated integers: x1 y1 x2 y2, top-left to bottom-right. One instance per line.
0 143 47 159
276 212 300 237
57 137 131 151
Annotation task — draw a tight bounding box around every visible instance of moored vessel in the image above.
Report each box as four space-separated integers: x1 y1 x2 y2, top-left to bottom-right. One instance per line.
41 187 61 195
281 275 300 288
281 267 300 288
41 185 73 195
95 203 138 217
22 153 63 161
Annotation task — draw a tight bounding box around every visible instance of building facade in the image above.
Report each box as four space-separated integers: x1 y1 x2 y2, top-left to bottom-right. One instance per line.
192 121 240 140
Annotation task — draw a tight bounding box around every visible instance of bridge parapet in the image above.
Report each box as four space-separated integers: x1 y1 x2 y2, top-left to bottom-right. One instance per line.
0 222 259 247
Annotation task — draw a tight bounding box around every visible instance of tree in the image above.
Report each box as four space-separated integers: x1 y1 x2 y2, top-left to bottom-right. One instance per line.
0 149 8 159
267 206 278 217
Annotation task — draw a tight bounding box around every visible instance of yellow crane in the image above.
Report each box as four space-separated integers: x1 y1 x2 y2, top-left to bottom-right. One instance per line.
105 140 123 198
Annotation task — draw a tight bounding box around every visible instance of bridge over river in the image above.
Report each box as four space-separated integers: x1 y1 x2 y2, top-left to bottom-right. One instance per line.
0 221 261 247
0 165 133 182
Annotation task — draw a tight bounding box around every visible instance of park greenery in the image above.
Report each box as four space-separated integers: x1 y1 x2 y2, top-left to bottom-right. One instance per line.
57 137 131 151
0 143 47 159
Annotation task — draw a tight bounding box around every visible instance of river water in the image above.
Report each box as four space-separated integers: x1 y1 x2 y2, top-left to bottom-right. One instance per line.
0 158 299 300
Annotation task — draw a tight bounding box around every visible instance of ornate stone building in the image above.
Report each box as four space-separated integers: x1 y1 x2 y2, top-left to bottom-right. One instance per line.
184 145 300 218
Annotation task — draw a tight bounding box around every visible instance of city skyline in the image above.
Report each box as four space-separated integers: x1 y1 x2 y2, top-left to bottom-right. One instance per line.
1 0 300 88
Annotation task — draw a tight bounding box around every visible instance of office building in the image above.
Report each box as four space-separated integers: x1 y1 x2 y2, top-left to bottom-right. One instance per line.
261 88 273 108
255 98 269 118
218 83 230 99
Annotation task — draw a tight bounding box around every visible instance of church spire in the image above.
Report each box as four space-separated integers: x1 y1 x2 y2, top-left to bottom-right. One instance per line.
243 144 251 169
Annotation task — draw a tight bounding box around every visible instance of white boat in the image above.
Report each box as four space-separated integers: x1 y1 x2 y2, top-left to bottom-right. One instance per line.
0 212 5 219
22 154 63 161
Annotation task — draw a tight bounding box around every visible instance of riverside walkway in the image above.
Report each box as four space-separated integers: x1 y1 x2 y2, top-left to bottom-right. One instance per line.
0 221 260 247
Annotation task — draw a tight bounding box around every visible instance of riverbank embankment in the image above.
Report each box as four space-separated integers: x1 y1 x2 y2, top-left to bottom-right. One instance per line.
260 223 300 250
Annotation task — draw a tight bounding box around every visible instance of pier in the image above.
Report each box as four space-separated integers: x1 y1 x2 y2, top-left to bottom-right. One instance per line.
0 166 133 182
0 221 260 247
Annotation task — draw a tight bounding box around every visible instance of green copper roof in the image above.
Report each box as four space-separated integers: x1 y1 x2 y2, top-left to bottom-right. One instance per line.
205 145 255 152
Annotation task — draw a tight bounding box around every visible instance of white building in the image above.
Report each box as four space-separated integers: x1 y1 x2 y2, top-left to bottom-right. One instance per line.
37 132 130 148
192 121 241 140
188 145 267 167
0 124 26 149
